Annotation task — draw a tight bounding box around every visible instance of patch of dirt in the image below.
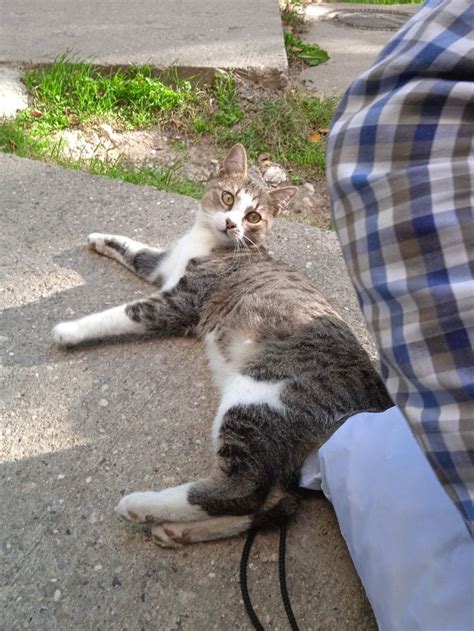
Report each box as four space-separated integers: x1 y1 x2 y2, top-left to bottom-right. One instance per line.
56 123 332 229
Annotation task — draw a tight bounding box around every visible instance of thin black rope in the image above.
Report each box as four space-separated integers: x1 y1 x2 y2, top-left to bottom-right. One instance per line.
240 528 265 631
278 518 300 631
240 519 300 631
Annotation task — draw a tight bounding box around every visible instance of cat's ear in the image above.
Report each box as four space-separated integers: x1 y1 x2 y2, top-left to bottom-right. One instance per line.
268 186 297 215
219 144 247 178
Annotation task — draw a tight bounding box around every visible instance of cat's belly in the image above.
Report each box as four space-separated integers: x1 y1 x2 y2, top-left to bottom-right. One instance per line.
205 330 286 444
204 329 259 391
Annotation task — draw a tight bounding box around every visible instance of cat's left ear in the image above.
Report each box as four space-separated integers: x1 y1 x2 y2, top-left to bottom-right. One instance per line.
268 186 297 215
219 144 247 178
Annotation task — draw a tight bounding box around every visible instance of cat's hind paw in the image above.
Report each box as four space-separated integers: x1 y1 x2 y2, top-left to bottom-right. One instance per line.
52 321 83 346
151 523 189 548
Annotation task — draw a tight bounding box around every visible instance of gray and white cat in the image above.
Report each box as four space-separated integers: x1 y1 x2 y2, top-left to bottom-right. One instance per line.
52 144 392 547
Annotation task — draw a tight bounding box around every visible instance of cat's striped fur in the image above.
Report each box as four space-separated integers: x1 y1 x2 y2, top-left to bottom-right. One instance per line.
52 145 392 547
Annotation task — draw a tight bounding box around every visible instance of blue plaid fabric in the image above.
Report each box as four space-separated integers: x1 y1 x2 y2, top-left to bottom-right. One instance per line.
326 0 474 533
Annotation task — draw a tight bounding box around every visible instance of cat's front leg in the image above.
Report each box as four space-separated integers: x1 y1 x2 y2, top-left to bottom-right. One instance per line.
52 292 199 347
87 233 165 282
52 304 145 346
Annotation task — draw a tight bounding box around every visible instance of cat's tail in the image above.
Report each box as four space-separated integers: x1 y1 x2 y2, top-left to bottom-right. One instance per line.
251 488 299 530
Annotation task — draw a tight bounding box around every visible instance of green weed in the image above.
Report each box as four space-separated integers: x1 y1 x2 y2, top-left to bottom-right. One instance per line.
284 31 329 67
0 118 49 157
212 73 244 128
280 0 306 33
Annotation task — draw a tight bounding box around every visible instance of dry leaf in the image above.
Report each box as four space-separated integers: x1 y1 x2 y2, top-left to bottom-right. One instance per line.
308 132 321 144
319 128 329 135
30 109 43 119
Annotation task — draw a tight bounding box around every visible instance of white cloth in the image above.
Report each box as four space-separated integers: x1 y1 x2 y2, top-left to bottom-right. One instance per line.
300 407 474 630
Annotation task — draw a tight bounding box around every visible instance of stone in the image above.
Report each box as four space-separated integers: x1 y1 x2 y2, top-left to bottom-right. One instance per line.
263 165 288 185
99 123 115 142
0 67 28 118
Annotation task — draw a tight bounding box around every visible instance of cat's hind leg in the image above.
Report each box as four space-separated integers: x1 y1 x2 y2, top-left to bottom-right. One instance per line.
116 406 298 544
87 233 165 282
116 479 296 546
151 515 252 548
150 488 298 547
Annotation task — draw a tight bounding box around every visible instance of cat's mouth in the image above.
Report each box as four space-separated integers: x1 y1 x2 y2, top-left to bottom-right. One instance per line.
224 229 244 244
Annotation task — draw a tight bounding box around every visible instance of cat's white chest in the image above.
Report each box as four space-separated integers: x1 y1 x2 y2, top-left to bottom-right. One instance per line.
154 227 214 292
205 331 286 445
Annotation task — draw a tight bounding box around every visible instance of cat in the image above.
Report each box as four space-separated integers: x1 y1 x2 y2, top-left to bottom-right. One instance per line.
52 144 392 547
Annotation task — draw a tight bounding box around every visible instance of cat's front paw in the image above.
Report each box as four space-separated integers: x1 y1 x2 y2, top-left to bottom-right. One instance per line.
115 492 160 524
52 321 83 346
87 233 108 254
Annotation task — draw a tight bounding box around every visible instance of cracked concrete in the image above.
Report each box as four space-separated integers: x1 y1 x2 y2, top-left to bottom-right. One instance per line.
0 0 287 85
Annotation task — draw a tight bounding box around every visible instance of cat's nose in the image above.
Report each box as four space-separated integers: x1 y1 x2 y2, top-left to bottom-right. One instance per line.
225 218 237 231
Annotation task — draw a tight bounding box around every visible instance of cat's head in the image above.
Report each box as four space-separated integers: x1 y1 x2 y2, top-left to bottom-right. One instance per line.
199 144 297 248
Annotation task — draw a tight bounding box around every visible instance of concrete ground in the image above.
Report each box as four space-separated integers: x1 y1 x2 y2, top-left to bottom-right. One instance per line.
0 0 287 83
1 153 377 630
301 3 420 95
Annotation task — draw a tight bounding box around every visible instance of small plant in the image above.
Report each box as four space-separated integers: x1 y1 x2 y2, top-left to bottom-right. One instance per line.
284 31 329 67
280 0 306 33
0 118 49 157
210 73 244 128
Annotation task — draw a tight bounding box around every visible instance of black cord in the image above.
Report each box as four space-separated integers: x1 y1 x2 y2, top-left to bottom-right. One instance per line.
240 528 265 631
278 519 300 631
240 519 300 631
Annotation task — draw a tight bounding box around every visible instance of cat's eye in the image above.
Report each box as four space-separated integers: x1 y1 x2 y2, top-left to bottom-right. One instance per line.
222 191 234 206
246 211 261 224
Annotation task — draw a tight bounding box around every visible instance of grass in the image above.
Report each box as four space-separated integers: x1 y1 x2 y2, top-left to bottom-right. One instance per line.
23 55 196 131
192 73 244 134
88 161 204 198
0 57 338 198
224 90 337 179
0 118 204 199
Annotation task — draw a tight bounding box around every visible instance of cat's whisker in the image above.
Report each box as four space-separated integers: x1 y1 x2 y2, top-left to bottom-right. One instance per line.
242 233 263 260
